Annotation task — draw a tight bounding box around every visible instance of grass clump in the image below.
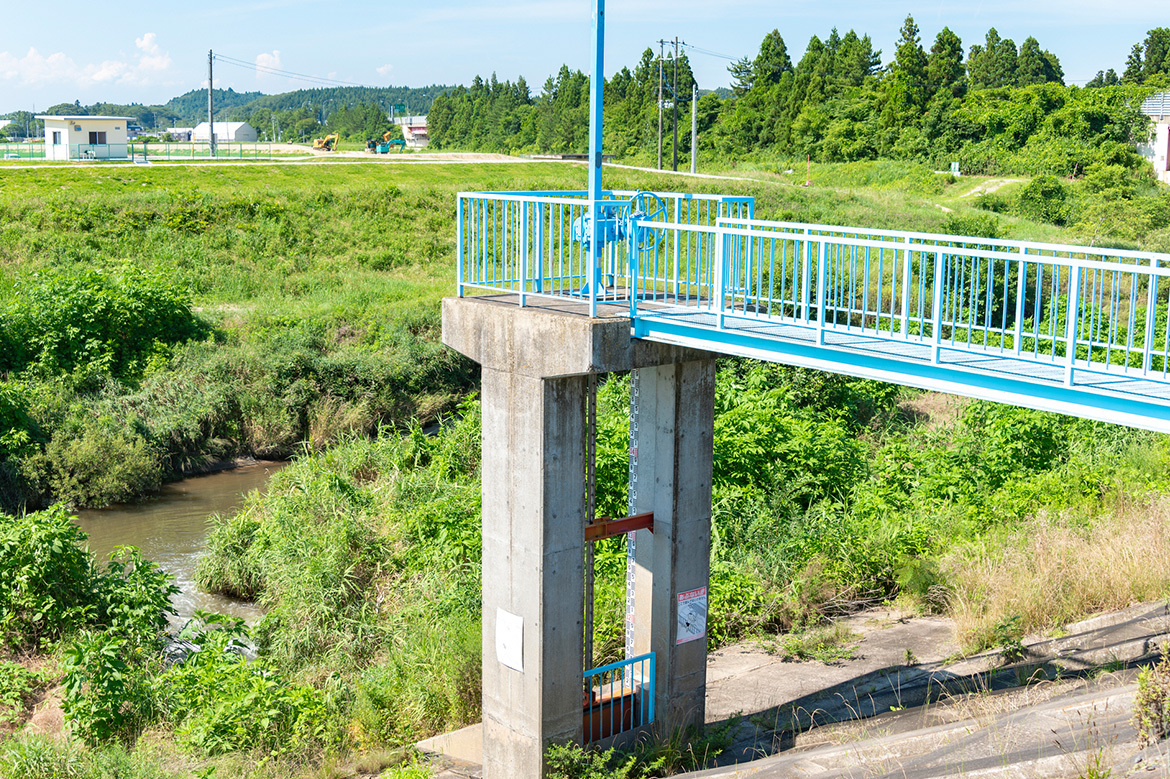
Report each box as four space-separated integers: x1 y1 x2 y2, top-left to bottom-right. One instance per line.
197 401 484 746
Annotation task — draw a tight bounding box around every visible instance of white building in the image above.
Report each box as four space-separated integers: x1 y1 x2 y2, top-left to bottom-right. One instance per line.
192 121 258 143
1141 93 1170 185
37 115 132 161
393 115 428 148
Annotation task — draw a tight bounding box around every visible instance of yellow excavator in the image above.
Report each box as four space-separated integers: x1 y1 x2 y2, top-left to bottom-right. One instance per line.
312 133 339 151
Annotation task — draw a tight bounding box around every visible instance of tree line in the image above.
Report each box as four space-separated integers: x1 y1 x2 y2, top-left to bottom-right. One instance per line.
1 85 449 142
427 21 1170 177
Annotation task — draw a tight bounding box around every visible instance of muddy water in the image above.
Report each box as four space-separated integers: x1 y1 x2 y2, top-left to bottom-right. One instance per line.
75 462 286 630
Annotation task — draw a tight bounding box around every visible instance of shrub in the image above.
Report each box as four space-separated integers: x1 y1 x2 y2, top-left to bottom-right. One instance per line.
0 661 44 726
4 267 210 382
1135 654 1170 748
1013 175 1070 225
41 418 161 508
62 631 159 746
159 614 336 759
98 547 179 649
0 505 101 650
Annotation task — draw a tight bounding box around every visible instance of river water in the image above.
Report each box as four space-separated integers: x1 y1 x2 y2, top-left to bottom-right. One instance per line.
74 462 286 630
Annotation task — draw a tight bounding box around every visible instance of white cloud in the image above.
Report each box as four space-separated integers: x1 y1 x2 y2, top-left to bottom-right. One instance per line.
0 33 173 88
255 49 282 77
376 63 394 76
136 33 160 55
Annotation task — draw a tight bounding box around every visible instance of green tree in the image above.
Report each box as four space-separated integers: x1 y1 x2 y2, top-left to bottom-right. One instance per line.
1017 37 1062 85
753 29 793 89
968 28 1017 89
928 27 965 97
728 56 754 96
1143 28 1170 81
1124 43 1145 83
1087 69 1120 88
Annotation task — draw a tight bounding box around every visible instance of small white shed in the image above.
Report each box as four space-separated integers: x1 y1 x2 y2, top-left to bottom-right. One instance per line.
37 115 132 161
1140 93 1170 185
192 122 258 143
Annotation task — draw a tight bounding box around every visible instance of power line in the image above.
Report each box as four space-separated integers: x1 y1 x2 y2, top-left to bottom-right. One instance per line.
679 43 740 62
212 53 378 89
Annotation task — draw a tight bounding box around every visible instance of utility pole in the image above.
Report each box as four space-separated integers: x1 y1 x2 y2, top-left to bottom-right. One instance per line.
207 50 216 158
672 36 679 172
657 40 664 170
690 83 698 174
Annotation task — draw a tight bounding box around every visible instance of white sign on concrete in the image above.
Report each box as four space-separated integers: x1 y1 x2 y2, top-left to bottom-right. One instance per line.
676 587 708 645
496 608 524 672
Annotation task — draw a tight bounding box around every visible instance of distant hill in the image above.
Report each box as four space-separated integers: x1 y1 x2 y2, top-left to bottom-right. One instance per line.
165 88 266 125
2 84 450 131
226 86 449 121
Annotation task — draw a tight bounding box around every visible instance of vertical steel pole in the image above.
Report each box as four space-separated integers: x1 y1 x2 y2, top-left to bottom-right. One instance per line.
207 50 216 158
657 41 664 171
672 37 679 172
690 84 698 174
588 0 605 318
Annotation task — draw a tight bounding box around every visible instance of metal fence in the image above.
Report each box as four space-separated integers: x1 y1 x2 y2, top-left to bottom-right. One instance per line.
128 142 276 161
0 142 277 162
582 652 655 743
0 143 45 160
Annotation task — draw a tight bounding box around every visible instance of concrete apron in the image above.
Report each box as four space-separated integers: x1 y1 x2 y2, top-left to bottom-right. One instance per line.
441 295 718 778
419 601 1170 778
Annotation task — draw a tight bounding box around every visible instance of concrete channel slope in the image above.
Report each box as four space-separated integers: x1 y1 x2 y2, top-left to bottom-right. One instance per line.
422 602 1170 778
695 602 1170 778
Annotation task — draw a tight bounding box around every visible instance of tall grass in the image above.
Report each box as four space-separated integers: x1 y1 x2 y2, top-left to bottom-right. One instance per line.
947 498 1170 651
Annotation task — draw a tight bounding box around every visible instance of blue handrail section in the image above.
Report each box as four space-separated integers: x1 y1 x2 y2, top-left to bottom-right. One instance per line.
582 652 655 743
455 189 1170 433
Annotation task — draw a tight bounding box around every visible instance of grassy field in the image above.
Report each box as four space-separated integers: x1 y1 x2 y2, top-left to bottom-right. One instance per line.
2 158 1170 777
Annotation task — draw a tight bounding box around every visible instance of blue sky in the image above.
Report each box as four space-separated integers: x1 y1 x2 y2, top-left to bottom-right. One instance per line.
0 0 1165 112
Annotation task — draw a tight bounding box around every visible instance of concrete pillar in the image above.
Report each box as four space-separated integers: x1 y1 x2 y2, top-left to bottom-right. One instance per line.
480 366 585 777
631 360 716 735
442 296 718 778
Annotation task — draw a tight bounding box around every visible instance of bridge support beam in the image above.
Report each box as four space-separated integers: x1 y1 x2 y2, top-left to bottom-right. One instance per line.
442 296 716 778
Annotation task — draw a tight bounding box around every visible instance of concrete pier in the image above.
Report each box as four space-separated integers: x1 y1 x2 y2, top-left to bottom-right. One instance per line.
630 361 715 734
442 296 716 778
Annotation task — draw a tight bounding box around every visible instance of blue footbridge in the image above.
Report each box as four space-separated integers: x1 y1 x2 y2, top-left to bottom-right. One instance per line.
456 188 1170 433
448 4 1170 775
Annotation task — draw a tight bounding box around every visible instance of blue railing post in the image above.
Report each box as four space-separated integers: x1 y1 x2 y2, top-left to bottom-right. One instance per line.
932 250 945 363
1014 246 1027 354
456 196 465 297
1066 265 1082 386
582 652 656 743
520 201 528 307
816 240 827 344
1145 257 1158 375
714 230 726 329
900 239 914 338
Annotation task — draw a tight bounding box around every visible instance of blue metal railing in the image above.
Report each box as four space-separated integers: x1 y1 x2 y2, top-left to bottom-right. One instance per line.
456 190 752 315
456 188 1170 431
582 652 655 742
